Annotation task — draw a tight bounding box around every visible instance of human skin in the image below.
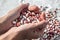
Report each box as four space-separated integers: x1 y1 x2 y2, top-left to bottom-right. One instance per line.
0 3 29 35
0 3 48 40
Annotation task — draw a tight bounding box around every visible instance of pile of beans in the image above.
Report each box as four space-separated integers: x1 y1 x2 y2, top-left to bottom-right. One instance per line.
12 5 60 40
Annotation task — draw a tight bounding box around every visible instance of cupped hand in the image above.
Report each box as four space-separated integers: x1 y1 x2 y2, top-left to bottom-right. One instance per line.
0 3 48 40
0 20 47 40
0 3 29 35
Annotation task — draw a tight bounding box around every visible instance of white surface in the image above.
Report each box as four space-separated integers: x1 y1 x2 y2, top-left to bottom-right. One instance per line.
0 0 60 17
0 0 19 17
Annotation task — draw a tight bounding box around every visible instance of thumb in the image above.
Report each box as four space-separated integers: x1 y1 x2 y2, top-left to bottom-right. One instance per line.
18 3 29 12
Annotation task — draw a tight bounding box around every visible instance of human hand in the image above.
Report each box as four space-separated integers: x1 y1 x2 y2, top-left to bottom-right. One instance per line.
0 3 48 40
14 13 47 39
0 12 48 40
13 20 47 40
0 20 47 40
0 3 29 35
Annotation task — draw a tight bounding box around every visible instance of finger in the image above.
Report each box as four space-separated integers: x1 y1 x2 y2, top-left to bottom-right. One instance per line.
12 21 47 39
19 3 29 9
18 3 29 15
39 12 46 21
25 20 48 39
17 20 48 31
31 20 48 29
